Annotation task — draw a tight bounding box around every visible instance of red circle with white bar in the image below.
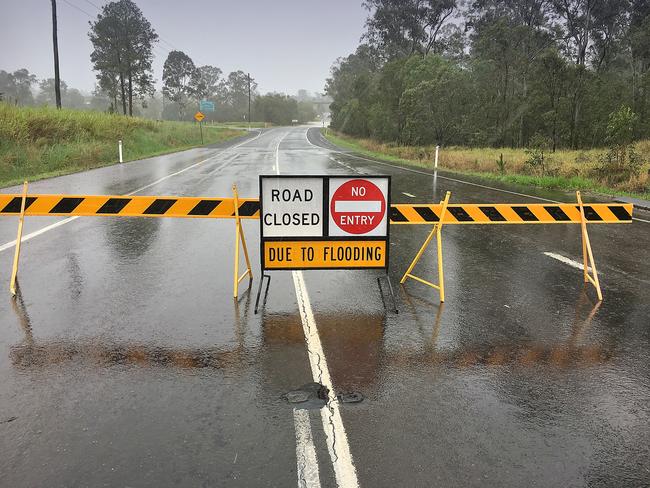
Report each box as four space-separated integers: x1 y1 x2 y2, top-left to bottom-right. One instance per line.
330 179 386 234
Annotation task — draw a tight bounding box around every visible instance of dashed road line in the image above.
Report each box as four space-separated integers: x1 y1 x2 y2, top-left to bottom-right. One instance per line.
294 408 322 488
544 252 592 272
402 192 416 198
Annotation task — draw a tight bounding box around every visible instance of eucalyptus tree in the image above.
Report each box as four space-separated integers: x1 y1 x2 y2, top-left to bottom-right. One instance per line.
89 0 158 115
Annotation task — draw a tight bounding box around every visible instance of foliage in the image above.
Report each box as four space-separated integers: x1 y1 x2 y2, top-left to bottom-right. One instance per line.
593 106 645 184
322 129 650 198
253 93 298 125
0 103 244 187
327 0 650 151
88 0 158 116
0 69 37 105
496 153 505 174
524 135 554 176
162 50 199 119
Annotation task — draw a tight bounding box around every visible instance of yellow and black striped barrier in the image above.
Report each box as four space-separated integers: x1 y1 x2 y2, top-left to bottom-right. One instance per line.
390 202 633 224
0 194 260 219
0 184 635 304
1 194 632 224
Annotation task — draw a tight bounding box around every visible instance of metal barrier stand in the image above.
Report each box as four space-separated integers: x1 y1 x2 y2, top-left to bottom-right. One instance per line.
400 191 451 302
232 184 253 299
576 191 603 301
10 181 28 296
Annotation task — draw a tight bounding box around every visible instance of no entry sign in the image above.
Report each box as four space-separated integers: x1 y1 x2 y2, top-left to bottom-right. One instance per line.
259 175 390 270
329 178 388 237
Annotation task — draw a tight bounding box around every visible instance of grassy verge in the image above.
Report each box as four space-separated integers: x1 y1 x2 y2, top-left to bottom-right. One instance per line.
0 104 246 188
322 129 650 200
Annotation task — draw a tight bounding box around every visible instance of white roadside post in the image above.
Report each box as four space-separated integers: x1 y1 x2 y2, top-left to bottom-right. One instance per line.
118 140 123 163
433 144 439 194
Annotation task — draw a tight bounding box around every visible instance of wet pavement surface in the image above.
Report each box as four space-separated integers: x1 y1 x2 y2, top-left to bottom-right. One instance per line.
1 126 649 487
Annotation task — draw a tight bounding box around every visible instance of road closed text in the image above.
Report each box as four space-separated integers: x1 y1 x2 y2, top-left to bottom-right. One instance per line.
263 240 386 269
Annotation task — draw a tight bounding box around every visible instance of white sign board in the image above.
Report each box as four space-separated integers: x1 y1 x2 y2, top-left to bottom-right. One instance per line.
260 177 323 237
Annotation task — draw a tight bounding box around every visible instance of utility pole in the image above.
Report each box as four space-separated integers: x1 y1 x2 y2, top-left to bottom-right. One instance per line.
247 73 251 130
51 0 62 109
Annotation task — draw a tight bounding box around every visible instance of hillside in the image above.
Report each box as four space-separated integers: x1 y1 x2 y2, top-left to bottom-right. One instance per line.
0 104 245 187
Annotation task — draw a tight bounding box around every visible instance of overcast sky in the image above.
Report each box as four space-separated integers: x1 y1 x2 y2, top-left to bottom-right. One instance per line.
0 0 368 95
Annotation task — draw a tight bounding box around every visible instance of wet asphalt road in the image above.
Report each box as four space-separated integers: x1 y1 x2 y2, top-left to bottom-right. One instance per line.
0 126 649 487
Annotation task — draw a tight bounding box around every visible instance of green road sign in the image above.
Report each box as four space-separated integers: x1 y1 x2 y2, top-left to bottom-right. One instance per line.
199 100 215 112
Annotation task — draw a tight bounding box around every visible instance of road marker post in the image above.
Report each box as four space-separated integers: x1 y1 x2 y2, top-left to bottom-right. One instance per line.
400 191 451 302
118 140 123 163
10 181 28 296
232 184 253 299
576 191 602 301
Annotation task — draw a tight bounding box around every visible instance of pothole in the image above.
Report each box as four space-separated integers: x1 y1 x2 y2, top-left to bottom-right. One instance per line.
282 383 365 409
282 382 329 409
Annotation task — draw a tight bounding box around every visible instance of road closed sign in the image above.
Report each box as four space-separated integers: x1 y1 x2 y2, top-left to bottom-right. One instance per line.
259 175 390 270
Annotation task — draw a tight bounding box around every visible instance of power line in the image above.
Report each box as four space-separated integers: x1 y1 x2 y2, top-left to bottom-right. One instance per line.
61 0 95 18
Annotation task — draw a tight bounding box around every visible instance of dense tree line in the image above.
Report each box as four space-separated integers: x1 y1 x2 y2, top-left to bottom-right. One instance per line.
327 0 650 149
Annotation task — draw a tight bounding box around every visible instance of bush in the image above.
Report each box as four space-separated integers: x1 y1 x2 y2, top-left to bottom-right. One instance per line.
592 107 645 185
524 134 554 176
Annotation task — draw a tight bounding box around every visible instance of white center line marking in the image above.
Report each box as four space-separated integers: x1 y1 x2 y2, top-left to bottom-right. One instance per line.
292 270 359 488
402 192 416 198
0 130 264 254
294 408 322 488
544 252 592 272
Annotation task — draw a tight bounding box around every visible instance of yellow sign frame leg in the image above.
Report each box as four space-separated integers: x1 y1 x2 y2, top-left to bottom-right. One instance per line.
400 191 451 302
576 191 603 301
10 181 28 296
232 184 253 299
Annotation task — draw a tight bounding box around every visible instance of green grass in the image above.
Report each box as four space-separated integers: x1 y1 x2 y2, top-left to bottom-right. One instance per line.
322 129 650 200
0 104 246 188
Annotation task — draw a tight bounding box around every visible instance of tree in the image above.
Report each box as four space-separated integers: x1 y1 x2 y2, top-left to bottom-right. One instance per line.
223 71 257 121
363 0 457 58
37 78 68 106
0 69 37 105
89 0 158 116
253 93 298 125
196 65 223 100
297 101 317 123
162 50 199 119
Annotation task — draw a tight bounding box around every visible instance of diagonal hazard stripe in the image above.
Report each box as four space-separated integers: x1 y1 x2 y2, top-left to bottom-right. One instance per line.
414 207 439 222
144 199 177 215
479 206 506 222
97 198 131 214
0 194 634 223
1 197 37 213
237 200 260 216
389 207 408 222
189 199 222 216
49 197 84 214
